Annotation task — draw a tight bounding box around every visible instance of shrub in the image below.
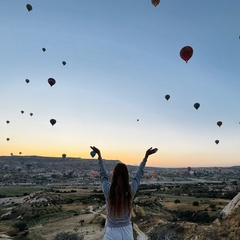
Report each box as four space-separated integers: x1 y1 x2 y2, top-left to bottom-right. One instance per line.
192 201 199 206
53 232 84 240
192 211 210 223
66 198 74 204
148 223 184 240
13 221 28 231
101 218 106 227
176 210 195 221
79 219 85 226
209 203 216 210
174 199 181 204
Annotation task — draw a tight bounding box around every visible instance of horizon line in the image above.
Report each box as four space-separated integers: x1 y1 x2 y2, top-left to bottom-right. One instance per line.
0 155 239 169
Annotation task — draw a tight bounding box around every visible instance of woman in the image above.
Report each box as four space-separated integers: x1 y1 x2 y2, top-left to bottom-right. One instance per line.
90 146 158 240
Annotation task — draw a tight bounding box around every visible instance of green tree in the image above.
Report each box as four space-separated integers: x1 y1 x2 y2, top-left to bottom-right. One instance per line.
174 199 181 204
209 203 216 210
192 211 210 223
192 201 199 206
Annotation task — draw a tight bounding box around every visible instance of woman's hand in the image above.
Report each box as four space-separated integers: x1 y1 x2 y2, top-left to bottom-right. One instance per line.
145 147 158 159
90 146 101 158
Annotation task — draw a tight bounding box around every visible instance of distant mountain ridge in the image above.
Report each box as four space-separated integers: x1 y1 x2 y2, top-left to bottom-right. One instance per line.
1 155 239 169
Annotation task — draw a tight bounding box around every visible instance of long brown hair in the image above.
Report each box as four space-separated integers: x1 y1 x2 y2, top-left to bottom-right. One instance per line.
109 163 132 217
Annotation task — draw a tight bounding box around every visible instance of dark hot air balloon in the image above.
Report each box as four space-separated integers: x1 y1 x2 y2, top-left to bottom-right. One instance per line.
180 46 193 63
30 113 33 116
215 140 219 144
48 78 56 87
151 0 160 7
194 103 200 110
21 110 24 114
165 94 170 101
6 120 10 124
19 152 22 155
50 119 56 126
42 48 46 52
62 61 66 66
25 79 30 83
90 151 96 158
26 4 32 11
137 119 139 122
62 153 66 158
6 138 10 141
217 121 222 127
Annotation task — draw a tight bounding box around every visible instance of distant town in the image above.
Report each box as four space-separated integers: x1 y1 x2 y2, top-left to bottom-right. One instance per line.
0 155 239 187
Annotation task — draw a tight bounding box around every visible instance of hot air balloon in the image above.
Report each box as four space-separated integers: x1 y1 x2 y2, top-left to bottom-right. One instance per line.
19 152 22 155
194 103 200 110
21 110 24 114
151 0 160 7
42 47 46 52
10 153 13 156
215 140 219 144
30 113 33 116
62 153 66 158
50 119 57 126
25 79 30 83
62 61 66 66
137 119 139 122
217 121 222 127
6 120 10 124
180 46 193 63
26 4 32 11
48 78 56 87
90 151 96 158
6 138 10 141
165 94 170 101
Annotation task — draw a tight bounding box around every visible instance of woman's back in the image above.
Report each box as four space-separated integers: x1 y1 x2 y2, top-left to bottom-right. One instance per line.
90 146 158 240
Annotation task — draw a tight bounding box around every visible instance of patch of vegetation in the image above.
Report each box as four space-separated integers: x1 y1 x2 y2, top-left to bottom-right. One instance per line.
175 210 214 223
174 199 181 204
0 186 42 197
192 201 199 206
13 220 28 231
53 232 84 240
148 223 184 240
209 203 216 210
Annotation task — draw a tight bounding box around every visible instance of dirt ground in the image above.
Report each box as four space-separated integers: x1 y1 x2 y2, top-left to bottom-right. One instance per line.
29 213 104 240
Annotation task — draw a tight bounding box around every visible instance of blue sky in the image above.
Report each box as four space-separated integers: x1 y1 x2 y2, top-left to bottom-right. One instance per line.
1 0 240 167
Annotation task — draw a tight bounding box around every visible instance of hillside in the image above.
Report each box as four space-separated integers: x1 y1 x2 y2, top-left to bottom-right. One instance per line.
147 192 240 240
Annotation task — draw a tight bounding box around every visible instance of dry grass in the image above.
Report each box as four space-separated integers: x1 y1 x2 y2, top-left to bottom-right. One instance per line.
163 202 208 211
29 213 104 240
